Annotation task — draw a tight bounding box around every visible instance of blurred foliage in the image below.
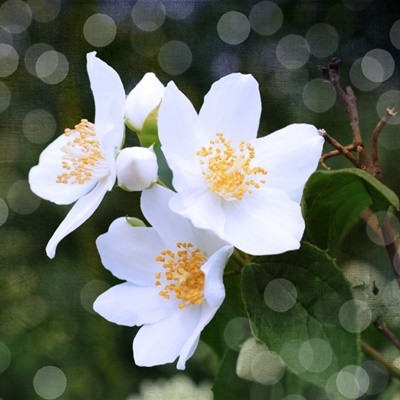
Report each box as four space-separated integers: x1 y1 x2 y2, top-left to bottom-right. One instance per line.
1 0 400 399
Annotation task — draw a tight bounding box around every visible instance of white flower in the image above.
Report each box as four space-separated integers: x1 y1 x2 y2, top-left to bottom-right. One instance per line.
125 72 164 132
28 52 125 258
116 146 158 191
158 73 324 256
93 184 233 370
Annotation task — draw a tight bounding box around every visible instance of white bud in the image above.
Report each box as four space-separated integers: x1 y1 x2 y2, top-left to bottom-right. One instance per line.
116 147 158 191
125 73 164 132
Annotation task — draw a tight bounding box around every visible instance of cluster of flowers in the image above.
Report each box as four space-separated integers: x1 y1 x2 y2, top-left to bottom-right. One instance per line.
29 52 324 369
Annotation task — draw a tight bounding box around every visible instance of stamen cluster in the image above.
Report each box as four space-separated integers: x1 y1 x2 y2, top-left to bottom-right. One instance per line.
197 132 267 200
57 119 105 185
155 242 206 309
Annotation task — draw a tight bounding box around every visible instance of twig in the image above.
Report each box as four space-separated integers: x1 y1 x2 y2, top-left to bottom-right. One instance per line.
374 321 400 350
371 108 397 181
319 129 359 168
361 341 400 378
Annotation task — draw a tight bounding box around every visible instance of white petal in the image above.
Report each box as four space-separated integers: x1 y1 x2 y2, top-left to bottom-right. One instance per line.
93 282 177 327
158 81 201 174
29 134 96 205
141 185 197 246
46 178 110 258
253 123 324 202
125 72 165 131
133 306 201 368
86 52 125 144
223 188 305 255
197 73 261 144
169 191 225 239
96 218 165 285
201 244 232 308
177 303 220 370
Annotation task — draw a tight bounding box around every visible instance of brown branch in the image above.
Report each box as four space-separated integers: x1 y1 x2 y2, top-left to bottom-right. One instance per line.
361 341 400 378
374 321 400 350
319 58 372 172
371 108 397 181
319 129 360 168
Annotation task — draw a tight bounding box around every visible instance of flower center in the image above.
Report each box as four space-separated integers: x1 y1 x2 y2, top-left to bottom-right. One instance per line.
197 132 267 200
56 119 107 185
155 242 206 309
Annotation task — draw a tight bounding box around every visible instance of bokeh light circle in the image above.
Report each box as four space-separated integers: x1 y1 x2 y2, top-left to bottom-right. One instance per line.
27 0 60 23
276 35 310 69
264 278 297 312
223 317 251 351
366 211 400 245
0 198 9 227
7 180 41 215
158 40 192 75
298 338 333 373
217 11 250 45
164 1 194 20
35 51 69 84
302 78 336 113
361 49 395 83
0 0 32 34
24 43 54 76
306 23 339 58
83 14 117 47
376 90 400 125
0 342 11 373
250 350 285 385
390 19 400 50
336 365 369 398
249 1 283 36
80 280 110 314
362 360 389 395
350 58 380 92
0 44 19 77
131 0 166 32
23 109 57 144
0 82 11 113
339 299 372 333
33 366 67 399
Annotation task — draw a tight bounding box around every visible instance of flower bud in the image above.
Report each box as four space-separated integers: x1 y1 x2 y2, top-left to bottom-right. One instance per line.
116 147 158 191
125 73 164 132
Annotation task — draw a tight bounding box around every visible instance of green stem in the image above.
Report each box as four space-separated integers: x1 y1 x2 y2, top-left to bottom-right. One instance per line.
156 178 168 188
361 341 400 378
224 249 250 277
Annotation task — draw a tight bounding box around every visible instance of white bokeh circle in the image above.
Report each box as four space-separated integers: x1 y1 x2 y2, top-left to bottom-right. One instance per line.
249 1 283 36
158 40 192 75
264 278 297 312
276 35 310 69
302 78 336 113
33 366 67 399
217 11 250 45
83 14 117 47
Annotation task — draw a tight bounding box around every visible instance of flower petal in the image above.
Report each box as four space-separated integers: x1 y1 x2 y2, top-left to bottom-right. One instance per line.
158 81 201 174
46 177 111 258
93 282 178 327
96 217 165 285
223 188 305 255
133 306 201 368
28 134 96 205
141 185 198 246
202 244 232 307
253 123 324 202
169 191 226 239
177 303 220 370
196 73 261 144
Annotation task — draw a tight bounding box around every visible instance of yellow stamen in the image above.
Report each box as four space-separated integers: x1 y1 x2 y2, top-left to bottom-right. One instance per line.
155 242 206 309
56 119 106 185
196 132 267 200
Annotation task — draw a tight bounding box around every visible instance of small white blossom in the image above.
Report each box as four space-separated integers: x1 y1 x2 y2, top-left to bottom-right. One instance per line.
28 52 125 258
158 73 324 255
93 184 233 369
125 72 164 132
116 146 158 191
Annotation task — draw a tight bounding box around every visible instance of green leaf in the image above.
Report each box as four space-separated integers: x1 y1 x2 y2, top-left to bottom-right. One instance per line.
242 242 361 392
302 168 399 253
